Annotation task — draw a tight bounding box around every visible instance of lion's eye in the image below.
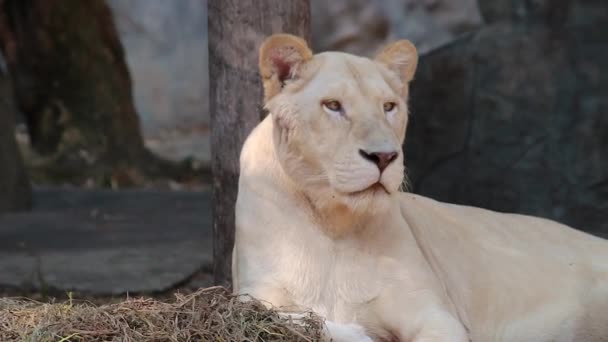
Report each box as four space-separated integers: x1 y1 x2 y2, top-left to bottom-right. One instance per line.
383 102 397 113
322 100 342 113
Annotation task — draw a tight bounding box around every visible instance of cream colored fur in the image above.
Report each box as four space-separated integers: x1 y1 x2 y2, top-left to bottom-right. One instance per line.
232 34 608 342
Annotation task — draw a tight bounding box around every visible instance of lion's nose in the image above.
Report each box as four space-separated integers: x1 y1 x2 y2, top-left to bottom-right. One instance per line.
359 149 399 173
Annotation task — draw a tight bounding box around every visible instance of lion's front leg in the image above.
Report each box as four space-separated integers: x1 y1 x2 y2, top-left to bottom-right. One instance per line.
376 293 470 342
238 285 373 342
277 312 373 342
323 321 374 342
405 310 470 342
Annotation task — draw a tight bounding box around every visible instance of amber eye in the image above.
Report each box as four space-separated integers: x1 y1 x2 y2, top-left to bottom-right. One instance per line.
383 102 397 112
322 100 342 113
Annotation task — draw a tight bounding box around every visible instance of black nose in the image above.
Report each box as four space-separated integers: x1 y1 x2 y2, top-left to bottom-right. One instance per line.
359 149 399 172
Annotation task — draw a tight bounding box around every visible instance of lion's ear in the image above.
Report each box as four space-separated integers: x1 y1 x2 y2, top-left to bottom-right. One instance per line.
374 40 418 84
259 34 313 101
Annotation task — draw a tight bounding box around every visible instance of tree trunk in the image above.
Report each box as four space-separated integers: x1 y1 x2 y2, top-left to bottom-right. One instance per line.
208 0 310 287
0 68 31 213
0 0 195 187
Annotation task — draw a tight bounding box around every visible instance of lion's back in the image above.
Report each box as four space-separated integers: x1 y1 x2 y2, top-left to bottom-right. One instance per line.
399 192 608 341
399 192 607 257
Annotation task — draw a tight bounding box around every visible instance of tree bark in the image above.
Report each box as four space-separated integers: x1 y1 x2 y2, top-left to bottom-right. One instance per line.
0 68 31 213
0 0 195 187
208 0 310 287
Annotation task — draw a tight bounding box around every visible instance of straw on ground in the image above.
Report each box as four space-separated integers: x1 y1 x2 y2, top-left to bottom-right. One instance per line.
0 286 324 342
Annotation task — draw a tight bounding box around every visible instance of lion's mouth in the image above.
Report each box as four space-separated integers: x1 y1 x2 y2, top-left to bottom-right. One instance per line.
350 182 390 196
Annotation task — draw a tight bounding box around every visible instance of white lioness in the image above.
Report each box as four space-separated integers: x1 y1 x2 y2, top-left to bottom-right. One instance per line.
232 34 608 342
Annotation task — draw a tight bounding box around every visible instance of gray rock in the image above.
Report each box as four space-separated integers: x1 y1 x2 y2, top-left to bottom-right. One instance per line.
479 0 568 24
311 0 390 56
0 187 212 294
311 0 483 56
479 0 607 27
405 7 608 238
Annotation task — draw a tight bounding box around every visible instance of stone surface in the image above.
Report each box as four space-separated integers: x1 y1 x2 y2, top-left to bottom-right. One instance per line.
0 69 31 213
405 16 608 238
311 0 483 56
0 187 212 294
478 0 608 27
479 0 569 24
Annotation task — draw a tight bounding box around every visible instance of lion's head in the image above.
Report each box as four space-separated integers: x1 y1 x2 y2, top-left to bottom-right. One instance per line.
258 34 418 218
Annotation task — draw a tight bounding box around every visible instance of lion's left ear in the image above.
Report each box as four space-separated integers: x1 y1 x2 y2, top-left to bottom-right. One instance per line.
374 40 418 84
259 34 313 101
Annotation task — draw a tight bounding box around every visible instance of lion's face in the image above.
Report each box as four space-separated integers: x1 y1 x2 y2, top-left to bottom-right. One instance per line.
259 34 418 213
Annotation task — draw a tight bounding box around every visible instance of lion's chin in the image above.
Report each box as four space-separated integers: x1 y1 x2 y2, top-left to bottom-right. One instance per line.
330 182 391 213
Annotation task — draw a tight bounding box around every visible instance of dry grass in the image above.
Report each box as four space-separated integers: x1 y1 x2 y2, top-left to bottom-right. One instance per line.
0 286 324 342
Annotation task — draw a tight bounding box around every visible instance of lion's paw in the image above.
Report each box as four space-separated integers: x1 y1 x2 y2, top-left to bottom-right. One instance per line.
324 320 374 342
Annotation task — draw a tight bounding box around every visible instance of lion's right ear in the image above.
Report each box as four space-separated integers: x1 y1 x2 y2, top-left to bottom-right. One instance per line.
259 34 313 101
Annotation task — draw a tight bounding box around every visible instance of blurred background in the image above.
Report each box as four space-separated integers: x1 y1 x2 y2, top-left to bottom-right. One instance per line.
110 0 483 165
0 0 606 300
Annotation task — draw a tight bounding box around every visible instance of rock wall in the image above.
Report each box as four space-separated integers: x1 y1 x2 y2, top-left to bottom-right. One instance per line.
311 0 483 56
405 1 608 236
